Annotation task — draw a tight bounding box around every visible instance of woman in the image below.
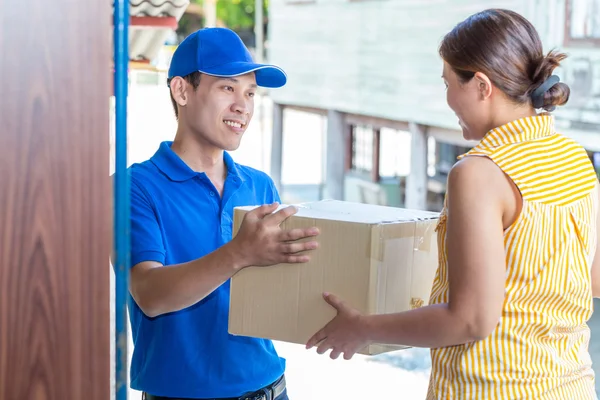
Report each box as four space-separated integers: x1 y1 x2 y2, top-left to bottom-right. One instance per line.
306 9 600 399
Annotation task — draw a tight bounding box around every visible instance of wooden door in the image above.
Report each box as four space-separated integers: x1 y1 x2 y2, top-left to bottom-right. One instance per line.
0 0 111 399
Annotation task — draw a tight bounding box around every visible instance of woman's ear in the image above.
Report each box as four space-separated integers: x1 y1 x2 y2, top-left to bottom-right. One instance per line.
474 72 493 100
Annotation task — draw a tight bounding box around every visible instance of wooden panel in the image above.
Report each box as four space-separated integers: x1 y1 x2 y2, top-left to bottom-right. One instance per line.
0 0 111 399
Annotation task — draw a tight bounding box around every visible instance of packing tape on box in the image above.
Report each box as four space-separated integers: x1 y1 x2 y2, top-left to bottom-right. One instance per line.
369 217 440 316
414 220 437 252
370 218 438 261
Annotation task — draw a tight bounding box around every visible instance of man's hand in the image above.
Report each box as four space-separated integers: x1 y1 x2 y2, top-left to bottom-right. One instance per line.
305 293 371 360
231 202 320 267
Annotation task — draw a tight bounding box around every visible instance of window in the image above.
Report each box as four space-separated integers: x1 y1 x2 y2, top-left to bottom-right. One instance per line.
379 128 411 178
351 125 375 174
565 0 600 46
434 142 470 178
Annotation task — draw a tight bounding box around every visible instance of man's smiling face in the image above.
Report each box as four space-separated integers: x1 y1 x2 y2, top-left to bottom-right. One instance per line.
178 72 257 151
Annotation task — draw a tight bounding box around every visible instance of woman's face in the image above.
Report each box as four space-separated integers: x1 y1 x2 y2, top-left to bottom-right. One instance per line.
442 61 493 141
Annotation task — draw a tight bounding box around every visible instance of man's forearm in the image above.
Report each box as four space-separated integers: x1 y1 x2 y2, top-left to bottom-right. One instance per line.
363 303 480 349
132 242 245 318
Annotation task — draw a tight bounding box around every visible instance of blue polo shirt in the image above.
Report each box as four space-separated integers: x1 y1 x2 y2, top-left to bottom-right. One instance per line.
127 141 285 398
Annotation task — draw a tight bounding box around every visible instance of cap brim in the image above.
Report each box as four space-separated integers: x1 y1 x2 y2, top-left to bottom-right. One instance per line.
198 61 287 88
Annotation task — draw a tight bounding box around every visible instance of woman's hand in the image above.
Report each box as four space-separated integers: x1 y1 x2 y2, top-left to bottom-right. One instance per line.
306 293 371 360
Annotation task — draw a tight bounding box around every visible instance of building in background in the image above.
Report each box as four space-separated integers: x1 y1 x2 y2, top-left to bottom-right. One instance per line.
266 0 600 211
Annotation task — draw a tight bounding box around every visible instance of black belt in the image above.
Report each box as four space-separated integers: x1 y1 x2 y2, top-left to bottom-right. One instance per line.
144 375 286 400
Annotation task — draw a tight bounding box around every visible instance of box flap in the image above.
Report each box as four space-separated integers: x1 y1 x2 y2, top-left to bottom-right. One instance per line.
235 199 439 224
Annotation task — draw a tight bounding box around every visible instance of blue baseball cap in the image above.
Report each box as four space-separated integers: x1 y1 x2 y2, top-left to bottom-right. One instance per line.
167 27 287 88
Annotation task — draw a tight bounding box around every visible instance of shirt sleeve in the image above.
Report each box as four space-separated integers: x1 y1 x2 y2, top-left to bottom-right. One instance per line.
129 178 166 267
268 177 282 204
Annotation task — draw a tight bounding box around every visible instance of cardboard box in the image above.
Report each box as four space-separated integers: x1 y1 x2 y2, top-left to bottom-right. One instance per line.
228 200 440 355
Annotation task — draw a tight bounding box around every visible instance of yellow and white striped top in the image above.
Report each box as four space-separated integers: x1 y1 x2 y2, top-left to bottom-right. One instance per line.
427 114 599 399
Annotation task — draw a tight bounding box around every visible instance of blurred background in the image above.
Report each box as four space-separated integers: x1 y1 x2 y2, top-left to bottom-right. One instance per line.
2 0 599 399
110 0 600 398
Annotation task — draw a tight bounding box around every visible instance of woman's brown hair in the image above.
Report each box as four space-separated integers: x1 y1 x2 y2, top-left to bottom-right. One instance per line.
439 9 570 112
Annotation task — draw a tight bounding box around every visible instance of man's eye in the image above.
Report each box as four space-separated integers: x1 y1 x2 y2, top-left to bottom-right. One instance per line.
248 92 255 98
224 86 233 91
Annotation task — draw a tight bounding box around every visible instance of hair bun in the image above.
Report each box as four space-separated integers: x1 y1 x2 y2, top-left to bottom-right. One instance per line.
530 51 570 111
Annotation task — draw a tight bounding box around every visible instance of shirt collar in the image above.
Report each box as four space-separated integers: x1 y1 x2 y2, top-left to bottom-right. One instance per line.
472 113 556 152
150 141 244 183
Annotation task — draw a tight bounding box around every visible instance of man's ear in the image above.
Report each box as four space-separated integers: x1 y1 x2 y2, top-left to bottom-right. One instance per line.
473 72 493 100
170 77 188 107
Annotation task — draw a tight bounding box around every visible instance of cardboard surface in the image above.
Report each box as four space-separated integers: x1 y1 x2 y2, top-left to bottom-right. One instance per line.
228 200 439 355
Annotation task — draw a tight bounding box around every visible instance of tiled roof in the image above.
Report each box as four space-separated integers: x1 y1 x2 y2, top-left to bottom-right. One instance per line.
112 0 189 63
130 0 189 18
